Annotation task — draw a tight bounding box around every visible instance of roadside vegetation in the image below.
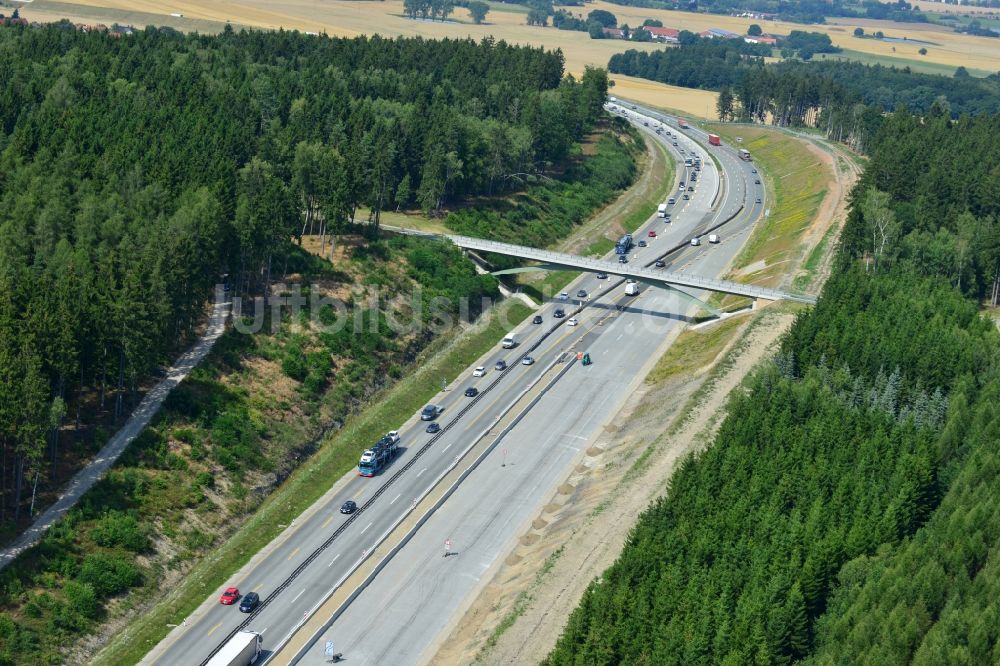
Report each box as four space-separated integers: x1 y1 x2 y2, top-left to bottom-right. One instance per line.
712 125 829 286
545 108 1000 665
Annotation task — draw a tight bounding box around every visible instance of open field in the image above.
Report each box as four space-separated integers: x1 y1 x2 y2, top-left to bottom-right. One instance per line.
912 0 1000 14
25 0 1000 78
610 75 719 121
822 47 993 77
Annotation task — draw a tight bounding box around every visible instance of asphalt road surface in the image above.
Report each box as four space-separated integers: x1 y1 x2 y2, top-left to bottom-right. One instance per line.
144 104 764 666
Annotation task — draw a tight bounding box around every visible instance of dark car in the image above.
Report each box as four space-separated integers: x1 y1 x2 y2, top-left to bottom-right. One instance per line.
751 168 757 173
420 404 443 421
576 289 588 299
495 360 507 371
340 500 357 514
426 421 441 434
532 315 543 324
687 186 694 192
465 387 479 397
618 255 628 264
596 272 608 279
553 309 566 319
755 197 762 204
638 240 647 247
239 592 260 613
655 259 666 268
755 179 761 184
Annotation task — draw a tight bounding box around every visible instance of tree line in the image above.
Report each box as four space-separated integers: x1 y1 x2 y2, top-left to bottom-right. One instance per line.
0 23 607 530
608 37 1000 151
544 107 1000 664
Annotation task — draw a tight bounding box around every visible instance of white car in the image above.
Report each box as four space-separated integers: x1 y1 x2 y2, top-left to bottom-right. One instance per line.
473 366 486 377
558 292 569 300
567 317 579 327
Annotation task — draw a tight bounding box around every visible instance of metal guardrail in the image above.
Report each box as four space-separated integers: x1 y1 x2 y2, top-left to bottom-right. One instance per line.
447 235 817 304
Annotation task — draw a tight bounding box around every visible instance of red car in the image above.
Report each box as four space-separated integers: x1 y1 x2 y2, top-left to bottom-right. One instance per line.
648 230 657 237
220 587 240 605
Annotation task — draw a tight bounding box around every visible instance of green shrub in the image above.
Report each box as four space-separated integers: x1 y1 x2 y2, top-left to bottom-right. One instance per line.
90 512 149 553
76 553 142 598
62 580 99 620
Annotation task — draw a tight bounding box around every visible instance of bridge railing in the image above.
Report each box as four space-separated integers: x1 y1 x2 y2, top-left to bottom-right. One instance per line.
448 235 816 304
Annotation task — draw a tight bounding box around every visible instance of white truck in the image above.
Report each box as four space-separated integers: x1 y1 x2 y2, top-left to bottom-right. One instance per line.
207 631 262 666
625 280 640 296
709 234 720 244
502 335 516 349
657 203 668 218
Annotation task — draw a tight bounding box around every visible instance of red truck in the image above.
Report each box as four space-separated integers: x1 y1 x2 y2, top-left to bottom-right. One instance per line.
708 134 721 146
677 118 689 129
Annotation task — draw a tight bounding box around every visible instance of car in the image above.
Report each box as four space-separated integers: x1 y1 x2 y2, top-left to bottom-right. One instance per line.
340 500 357 514
688 186 694 192
420 404 443 420
567 317 579 327
426 421 441 434
648 230 657 237
558 292 569 300
553 308 566 318
618 255 628 264
751 168 757 173
655 259 666 268
672 141 678 146
532 315 543 324
682 194 690 200
643 121 648 126
464 387 479 397
239 592 260 613
755 197 762 204
495 359 507 371
576 289 588 298
638 240 647 247
679 181 685 188
473 366 486 377
679 184 685 191
691 237 701 246
521 356 535 365
596 272 608 280
220 587 240 605
755 179 761 184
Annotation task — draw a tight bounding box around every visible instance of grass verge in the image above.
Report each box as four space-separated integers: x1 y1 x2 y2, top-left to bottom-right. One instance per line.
703 124 831 311
93 299 532 666
644 314 748 385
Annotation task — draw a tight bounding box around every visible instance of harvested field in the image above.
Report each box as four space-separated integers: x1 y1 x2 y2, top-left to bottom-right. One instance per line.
611 75 719 120
29 0 1000 78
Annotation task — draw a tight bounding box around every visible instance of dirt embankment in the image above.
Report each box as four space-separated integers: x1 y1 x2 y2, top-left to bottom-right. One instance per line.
432 308 796 665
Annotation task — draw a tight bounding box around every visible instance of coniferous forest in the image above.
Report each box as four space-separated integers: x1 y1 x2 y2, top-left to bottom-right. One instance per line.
0 24 607 528
545 111 1000 664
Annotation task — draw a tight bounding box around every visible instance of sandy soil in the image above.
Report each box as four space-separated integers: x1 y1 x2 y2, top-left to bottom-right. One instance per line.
433 307 796 665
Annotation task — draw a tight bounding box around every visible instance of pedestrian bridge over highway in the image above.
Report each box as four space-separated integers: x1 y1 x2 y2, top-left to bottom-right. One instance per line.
447 235 817 305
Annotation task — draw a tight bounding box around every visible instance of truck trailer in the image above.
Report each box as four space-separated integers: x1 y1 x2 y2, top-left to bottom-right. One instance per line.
657 203 668 218
206 631 262 666
678 118 689 129
708 134 721 146
359 431 400 477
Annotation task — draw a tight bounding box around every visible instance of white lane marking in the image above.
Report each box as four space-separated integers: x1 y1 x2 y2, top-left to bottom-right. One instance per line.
360 522 373 535
615 333 623 341
327 553 341 568
417 467 427 477
390 493 401 505
261 627 269 635
291 589 305 603
442 443 452 453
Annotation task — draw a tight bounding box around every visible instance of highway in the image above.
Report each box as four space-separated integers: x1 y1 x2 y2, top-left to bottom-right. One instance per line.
142 102 766 666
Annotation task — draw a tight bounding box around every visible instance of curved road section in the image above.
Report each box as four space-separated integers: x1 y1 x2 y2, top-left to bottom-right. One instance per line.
142 106 767 666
